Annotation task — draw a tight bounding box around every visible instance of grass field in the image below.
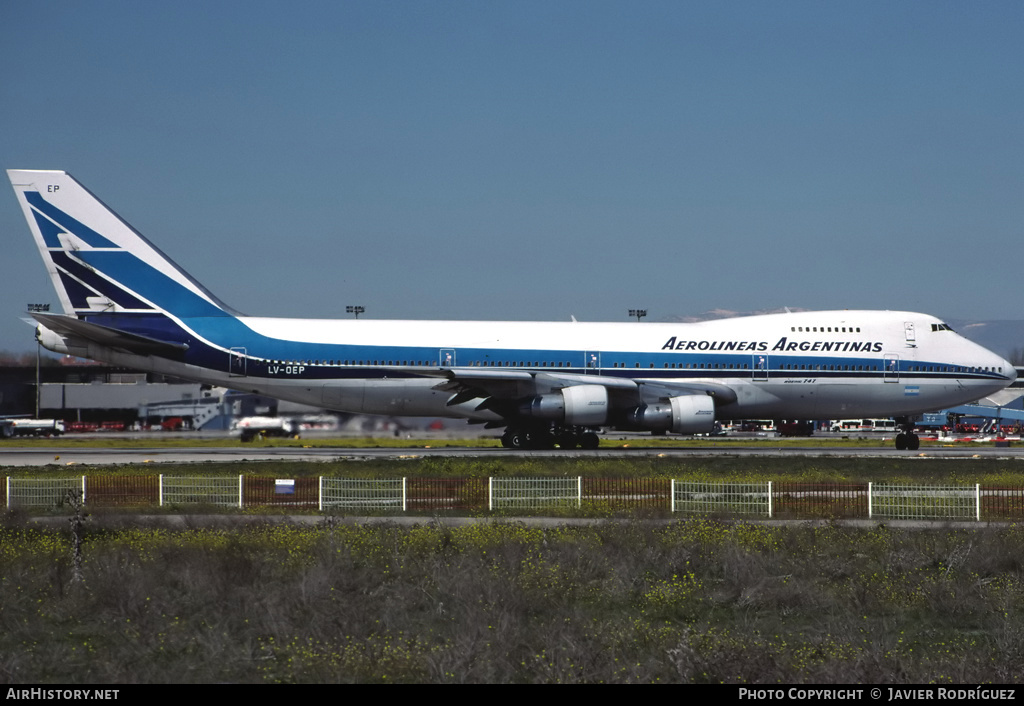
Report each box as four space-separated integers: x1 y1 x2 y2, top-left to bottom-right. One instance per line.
4 445 1024 683
2 515 1023 683
6 449 1024 486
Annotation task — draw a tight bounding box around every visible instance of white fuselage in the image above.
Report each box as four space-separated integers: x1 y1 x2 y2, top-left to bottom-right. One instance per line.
60 309 1015 425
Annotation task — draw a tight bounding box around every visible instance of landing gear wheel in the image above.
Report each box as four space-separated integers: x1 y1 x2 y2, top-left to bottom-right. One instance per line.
508 431 528 449
556 433 579 449
579 432 600 450
528 430 555 450
893 416 921 451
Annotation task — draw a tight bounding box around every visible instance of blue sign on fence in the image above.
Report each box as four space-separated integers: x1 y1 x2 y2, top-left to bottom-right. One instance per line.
275 479 295 495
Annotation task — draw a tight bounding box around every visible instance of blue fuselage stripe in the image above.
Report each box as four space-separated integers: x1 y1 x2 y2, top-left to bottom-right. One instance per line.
84 313 1009 386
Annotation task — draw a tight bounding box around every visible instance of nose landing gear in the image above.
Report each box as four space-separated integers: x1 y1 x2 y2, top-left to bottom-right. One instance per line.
894 417 920 450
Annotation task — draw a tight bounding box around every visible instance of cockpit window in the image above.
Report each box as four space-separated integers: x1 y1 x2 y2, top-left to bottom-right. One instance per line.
931 323 954 332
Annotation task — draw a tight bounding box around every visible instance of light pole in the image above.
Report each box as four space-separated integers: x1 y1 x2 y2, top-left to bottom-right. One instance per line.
628 309 647 323
27 303 50 418
346 305 365 319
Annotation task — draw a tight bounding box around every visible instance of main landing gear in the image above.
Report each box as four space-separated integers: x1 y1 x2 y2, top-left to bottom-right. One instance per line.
894 417 920 451
500 425 601 450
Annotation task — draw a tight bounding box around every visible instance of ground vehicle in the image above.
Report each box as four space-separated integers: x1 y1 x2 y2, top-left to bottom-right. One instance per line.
235 416 299 442
0 419 65 437
777 421 814 437
732 420 776 432
867 419 896 432
831 418 896 432
160 417 187 431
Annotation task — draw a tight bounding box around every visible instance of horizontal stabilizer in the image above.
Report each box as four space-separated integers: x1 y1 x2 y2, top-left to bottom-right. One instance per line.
32 313 189 358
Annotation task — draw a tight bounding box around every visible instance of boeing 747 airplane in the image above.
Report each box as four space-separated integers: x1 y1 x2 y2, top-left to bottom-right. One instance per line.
7 169 1016 449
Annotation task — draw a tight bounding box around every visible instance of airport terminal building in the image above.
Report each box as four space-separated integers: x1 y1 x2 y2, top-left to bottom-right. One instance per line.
0 360 289 431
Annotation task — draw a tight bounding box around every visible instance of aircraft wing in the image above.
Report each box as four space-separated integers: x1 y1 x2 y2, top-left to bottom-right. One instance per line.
31 313 189 358
420 367 738 410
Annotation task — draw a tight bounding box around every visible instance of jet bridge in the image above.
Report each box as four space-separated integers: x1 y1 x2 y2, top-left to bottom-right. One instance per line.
942 402 1024 424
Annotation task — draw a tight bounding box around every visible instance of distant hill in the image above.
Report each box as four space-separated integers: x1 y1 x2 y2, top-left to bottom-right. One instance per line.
948 320 1024 362
659 307 809 323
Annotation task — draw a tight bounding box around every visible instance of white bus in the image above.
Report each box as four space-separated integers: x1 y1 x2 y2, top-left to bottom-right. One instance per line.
831 419 895 433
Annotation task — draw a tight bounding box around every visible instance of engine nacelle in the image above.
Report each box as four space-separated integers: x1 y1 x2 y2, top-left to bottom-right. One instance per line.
626 395 716 434
520 384 609 426
36 324 90 358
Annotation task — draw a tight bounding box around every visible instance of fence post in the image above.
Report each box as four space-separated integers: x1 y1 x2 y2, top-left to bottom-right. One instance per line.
318 476 323 512
976 483 981 522
868 482 873 519
402 477 407 512
577 476 582 508
670 479 675 513
767 481 772 518
238 475 244 509
159 474 164 507
6 476 10 509
81 476 86 505
488 477 493 511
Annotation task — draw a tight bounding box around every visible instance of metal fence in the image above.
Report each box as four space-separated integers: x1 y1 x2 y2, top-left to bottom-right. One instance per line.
489 476 581 510
320 478 406 511
583 477 669 511
405 477 488 512
771 482 868 519
3 475 1022 521
245 477 320 508
868 483 980 521
86 475 160 507
671 481 772 516
980 487 1024 520
6 477 85 509
159 476 242 508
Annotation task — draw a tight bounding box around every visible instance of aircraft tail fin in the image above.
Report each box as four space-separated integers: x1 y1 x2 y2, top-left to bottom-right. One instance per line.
7 169 237 320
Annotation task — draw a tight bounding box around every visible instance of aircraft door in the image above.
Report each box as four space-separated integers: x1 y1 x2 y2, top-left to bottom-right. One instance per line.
229 347 247 377
905 322 916 344
439 349 456 368
752 354 768 381
584 351 601 374
884 354 899 382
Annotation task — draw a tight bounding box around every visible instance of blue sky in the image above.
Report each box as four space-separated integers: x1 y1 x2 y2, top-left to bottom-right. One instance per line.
2 1 1022 352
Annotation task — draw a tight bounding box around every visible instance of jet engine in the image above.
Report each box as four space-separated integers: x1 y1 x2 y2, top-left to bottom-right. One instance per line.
625 394 716 434
519 384 609 426
36 324 90 358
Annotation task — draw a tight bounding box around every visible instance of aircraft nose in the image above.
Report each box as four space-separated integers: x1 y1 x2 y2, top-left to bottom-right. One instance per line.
988 352 1017 385
1004 359 1018 383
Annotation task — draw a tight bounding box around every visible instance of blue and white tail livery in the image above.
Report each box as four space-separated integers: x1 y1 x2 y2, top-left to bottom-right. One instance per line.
8 168 1017 449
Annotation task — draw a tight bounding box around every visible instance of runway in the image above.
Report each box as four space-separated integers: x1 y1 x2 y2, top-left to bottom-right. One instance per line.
2 443 1024 467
